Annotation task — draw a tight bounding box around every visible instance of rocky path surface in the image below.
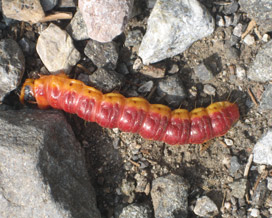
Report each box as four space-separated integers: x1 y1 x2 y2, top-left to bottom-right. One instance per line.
0 0 272 217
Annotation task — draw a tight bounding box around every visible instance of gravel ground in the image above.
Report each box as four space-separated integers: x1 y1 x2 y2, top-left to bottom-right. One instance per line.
1 0 272 217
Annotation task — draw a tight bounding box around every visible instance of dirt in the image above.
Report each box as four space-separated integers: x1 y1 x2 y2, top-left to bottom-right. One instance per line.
2 1 272 218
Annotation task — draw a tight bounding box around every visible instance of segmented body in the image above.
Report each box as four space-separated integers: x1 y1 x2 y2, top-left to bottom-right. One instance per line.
20 74 240 145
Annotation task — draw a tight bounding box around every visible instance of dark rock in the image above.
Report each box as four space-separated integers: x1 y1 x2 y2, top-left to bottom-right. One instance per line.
151 174 189 218
157 74 186 107
19 37 36 55
84 39 119 70
252 180 268 207
0 39 25 101
0 109 101 218
66 9 89 41
89 68 124 92
40 0 57 11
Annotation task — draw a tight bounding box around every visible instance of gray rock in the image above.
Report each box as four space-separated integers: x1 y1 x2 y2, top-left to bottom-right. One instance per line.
193 196 219 217
147 0 156 9
243 34 255 45
19 37 36 55
229 178 248 199
222 0 239 15
203 84 216 96
151 174 189 218
247 40 272 82
117 62 130 75
84 40 119 70
89 68 124 92
2 0 45 23
233 23 243 37
229 156 241 175
236 65 246 80
240 0 272 33
40 0 57 11
157 74 186 107
0 39 25 101
138 81 154 93
118 203 152 218
0 109 101 218
138 0 214 64
66 9 89 41
194 63 214 82
253 129 272 165
125 29 143 47
36 23 81 73
79 0 134 43
260 84 272 110
168 63 179 74
252 180 268 207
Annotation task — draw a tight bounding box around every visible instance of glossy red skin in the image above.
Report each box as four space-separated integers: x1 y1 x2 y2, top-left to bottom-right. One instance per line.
22 75 240 145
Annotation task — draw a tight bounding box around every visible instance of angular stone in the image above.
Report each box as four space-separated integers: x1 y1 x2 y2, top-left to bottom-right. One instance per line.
138 0 214 64
79 0 134 43
2 0 45 23
260 84 272 110
0 39 25 101
125 29 143 47
36 23 80 73
194 63 214 82
157 74 186 107
253 130 272 165
151 174 189 218
194 196 219 217
0 109 101 218
118 203 152 218
247 40 272 82
84 40 119 69
89 68 124 92
229 178 248 199
66 9 89 41
240 0 272 33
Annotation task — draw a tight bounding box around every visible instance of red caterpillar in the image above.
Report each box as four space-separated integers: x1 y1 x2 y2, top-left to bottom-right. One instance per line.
20 73 239 145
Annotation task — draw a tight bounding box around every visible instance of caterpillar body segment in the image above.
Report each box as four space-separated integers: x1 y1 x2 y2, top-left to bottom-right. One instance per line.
20 74 240 145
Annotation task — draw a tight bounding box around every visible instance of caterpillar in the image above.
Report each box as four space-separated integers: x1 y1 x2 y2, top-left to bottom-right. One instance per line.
20 73 240 145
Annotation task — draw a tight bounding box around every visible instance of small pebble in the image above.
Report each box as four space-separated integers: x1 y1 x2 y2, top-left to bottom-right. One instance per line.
194 63 213 81
233 23 243 37
138 81 154 93
224 202 232 210
133 58 142 71
250 208 260 217
216 15 224 27
229 156 241 175
243 34 255 45
224 138 234 146
267 177 272 191
194 196 219 217
168 63 179 74
236 65 246 80
224 16 232 27
203 84 216 96
262 34 270 42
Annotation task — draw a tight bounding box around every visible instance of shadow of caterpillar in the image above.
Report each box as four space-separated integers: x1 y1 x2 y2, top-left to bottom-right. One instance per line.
20 73 240 145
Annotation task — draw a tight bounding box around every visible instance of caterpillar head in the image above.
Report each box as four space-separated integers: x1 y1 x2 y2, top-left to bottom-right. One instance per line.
20 78 36 104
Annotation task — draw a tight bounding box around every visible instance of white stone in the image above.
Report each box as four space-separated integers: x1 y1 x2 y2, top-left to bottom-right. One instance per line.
79 0 134 43
267 177 272 191
253 130 272 165
236 65 246 80
250 208 260 217
138 0 214 64
233 23 243 37
36 23 80 73
243 34 255 45
194 196 219 217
